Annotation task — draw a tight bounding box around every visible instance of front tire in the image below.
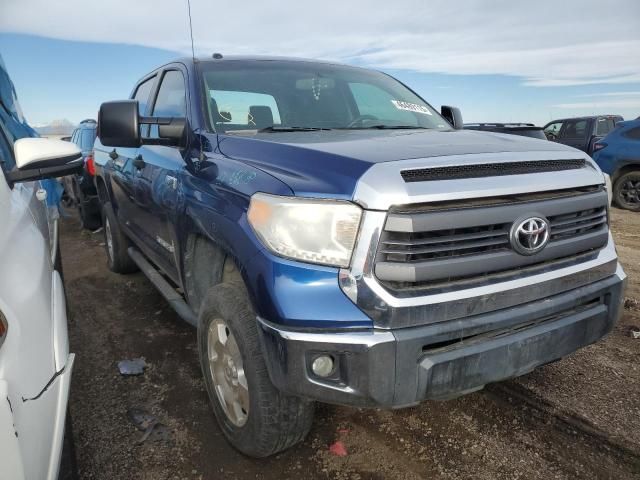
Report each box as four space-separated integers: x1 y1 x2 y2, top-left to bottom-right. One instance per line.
613 171 640 211
197 281 315 457
101 202 138 273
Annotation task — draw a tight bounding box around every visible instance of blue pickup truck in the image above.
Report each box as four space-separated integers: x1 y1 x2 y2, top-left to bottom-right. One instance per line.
94 55 626 457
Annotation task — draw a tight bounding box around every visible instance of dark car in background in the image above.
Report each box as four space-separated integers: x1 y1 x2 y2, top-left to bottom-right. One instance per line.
543 115 623 155
63 119 101 229
464 123 547 140
593 118 640 211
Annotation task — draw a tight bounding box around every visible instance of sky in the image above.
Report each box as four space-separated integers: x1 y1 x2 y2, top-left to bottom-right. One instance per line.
1 0 639 126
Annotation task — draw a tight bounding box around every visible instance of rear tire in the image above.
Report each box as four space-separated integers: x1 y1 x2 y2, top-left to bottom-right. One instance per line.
197 281 315 457
101 202 138 274
613 171 640 212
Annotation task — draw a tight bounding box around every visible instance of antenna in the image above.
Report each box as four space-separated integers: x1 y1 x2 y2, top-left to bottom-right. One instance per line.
186 0 196 62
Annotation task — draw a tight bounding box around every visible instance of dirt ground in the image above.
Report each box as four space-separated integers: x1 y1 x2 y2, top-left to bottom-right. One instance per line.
61 207 640 480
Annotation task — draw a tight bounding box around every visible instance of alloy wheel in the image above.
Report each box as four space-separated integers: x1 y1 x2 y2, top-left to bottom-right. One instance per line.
207 318 250 427
620 177 640 207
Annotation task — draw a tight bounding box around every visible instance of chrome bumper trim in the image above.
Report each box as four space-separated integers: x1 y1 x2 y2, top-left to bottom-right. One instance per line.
257 267 626 407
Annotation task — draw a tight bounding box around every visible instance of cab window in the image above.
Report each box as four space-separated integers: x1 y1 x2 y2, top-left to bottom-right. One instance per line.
561 119 588 139
152 70 186 117
596 118 614 136
149 70 186 138
544 121 563 139
209 90 282 129
349 83 416 125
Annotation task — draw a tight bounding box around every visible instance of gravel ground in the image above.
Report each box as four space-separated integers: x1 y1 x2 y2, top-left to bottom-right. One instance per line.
61 207 640 480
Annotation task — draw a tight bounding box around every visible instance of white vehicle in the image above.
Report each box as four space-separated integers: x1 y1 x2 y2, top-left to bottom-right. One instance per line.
0 56 83 480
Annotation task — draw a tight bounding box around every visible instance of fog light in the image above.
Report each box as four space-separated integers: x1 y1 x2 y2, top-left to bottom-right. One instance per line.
311 355 334 377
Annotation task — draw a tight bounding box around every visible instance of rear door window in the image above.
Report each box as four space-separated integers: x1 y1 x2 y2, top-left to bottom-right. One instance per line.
133 76 156 115
561 119 588 139
596 118 614 136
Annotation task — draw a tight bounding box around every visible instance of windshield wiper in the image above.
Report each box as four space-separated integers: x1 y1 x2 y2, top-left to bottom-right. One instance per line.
346 125 430 130
258 126 331 132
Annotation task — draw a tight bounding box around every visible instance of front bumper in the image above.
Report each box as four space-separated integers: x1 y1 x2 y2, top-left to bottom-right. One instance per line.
257 265 626 408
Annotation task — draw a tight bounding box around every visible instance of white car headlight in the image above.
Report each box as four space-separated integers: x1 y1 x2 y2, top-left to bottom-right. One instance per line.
248 193 362 268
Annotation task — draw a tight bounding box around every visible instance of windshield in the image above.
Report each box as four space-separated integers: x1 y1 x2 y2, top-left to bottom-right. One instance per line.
200 61 450 133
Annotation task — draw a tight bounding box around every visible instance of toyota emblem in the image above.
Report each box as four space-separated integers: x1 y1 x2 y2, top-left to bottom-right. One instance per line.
510 216 550 255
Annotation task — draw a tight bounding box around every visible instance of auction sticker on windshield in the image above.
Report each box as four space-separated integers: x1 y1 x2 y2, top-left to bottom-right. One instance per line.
391 100 432 115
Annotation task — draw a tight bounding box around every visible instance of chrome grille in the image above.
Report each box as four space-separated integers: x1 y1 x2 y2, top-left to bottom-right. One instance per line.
375 187 609 287
380 205 607 263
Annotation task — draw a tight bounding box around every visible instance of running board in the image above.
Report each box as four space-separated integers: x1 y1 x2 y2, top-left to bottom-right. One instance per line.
127 247 197 328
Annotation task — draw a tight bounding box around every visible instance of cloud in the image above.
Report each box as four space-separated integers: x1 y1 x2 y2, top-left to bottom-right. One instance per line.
575 91 640 98
1 0 639 87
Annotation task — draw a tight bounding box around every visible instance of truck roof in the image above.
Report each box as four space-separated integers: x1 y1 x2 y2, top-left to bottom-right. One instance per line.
171 54 369 70
547 114 622 122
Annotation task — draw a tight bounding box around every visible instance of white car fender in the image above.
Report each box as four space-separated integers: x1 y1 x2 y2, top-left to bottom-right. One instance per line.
51 270 69 372
0 380 25 480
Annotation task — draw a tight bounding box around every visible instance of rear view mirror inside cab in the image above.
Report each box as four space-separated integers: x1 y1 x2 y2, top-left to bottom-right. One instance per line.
5 137 83 186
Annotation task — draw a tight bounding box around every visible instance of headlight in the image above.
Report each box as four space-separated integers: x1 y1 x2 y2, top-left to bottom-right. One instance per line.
248 193 362 268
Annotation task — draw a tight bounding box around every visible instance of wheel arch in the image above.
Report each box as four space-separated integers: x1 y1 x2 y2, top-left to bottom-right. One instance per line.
95 174 110 206
611 160 640 184
182 231 244 316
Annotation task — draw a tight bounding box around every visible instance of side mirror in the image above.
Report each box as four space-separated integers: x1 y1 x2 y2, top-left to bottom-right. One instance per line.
441 105 463 130
6 137 83 185
98 100 141 148
158 117 187 145
98 99 188 147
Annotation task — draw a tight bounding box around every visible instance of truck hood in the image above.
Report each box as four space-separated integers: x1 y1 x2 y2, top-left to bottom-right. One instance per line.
214 129 591 201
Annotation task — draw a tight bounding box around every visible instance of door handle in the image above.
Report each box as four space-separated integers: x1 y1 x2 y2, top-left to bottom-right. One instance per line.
133 155 146 170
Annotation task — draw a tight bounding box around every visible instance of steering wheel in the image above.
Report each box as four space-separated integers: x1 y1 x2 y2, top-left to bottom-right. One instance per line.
346 115 379 128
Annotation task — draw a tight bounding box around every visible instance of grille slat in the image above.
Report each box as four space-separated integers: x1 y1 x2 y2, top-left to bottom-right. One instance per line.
382 228 509 247
380 236 509 256
549 210 606 228
551 216 606 236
